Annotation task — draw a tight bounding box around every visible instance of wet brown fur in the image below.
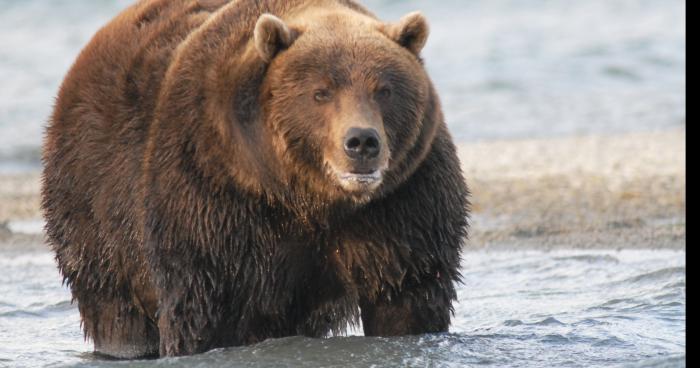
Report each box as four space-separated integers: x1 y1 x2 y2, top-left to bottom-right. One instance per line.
42 0 469 358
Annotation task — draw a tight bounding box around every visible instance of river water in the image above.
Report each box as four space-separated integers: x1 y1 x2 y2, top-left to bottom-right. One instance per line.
0 0 686 172
0 247 685 367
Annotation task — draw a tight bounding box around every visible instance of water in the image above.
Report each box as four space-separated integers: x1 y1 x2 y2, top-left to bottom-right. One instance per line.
0 0 686 172
0 247 685 368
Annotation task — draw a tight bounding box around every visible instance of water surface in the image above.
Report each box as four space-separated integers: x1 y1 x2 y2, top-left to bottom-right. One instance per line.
0 248 685 367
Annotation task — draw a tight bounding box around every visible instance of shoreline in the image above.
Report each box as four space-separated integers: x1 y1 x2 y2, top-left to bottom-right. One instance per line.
1 129 686 251
461 129 685 250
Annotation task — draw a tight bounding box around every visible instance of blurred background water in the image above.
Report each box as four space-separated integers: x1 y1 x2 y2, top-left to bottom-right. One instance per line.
0 0 686 173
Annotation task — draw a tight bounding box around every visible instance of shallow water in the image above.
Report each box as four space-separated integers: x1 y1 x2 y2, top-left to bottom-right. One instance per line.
0 0 686 172
0 247 685 368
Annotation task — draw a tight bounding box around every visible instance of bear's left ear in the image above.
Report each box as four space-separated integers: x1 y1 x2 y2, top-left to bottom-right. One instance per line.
254 14 298 63
384 12 430 55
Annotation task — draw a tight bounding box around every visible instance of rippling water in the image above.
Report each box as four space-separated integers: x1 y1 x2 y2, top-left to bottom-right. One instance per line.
0 0 686 172
0 248 685 368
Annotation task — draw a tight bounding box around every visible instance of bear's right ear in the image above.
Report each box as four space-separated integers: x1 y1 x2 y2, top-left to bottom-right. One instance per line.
254 14 297 63
384 12 430 56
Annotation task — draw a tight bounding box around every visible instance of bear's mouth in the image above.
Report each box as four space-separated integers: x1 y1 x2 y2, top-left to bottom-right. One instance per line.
327 164 384 193
338 170 382 184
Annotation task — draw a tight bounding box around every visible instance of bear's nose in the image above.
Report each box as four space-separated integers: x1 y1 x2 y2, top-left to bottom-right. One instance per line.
344 128 381 161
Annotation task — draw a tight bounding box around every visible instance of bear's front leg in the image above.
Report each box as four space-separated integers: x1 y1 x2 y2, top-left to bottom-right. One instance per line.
352 135 469 337
156 284 218 357
360 275 454 336
146 243 227 357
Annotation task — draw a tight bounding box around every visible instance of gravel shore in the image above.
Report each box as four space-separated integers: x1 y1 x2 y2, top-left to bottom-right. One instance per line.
461 129 685 250
0 129 686 250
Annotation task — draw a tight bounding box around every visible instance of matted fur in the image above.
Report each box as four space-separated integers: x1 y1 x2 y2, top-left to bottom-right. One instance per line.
42 0 469 358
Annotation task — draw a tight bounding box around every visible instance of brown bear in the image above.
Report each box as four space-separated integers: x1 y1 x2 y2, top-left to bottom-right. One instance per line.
41 0 469 359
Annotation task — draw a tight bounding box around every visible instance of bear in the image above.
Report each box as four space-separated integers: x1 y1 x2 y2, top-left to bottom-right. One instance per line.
41 0 469 359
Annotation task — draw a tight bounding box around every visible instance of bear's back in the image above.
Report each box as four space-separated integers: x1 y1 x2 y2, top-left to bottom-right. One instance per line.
41 0 227 294
46 0 223 157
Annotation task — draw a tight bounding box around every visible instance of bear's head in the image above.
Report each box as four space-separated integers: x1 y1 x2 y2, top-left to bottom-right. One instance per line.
252 7 438 205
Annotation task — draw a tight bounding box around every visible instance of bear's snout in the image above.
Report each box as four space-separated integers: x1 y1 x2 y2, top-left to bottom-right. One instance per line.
343 127 381 161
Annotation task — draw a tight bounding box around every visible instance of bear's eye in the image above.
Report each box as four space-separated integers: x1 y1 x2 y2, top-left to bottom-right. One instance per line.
314 89 333 103
376 86 392 100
